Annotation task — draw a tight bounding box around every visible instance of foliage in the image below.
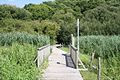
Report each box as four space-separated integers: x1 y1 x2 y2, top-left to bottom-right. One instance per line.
43 0 120 44
24 4 54 20
52 10 76 45
0 5 31 20
80 36 120 58
38 59 49 78
53 0 120 36
0 32 50 46
80 71 97 80
39 20 60 44
102 55 120 79
60 47 69 52
1 0 120 44
80 4 120 35
0 32 50 79
79 36 120 79
0 19 58 44
0 43 37 80
0 19 35 33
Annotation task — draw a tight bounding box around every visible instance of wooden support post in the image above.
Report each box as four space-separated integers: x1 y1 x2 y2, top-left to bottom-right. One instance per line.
76 50 78 69
69 45 70 54
77 19 80 53
37 51 40 67
77 19 80 69
98 57 101 80
71 34 75 47
90 51 95 68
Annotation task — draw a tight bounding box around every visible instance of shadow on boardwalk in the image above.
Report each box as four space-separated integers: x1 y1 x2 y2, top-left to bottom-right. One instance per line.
62 54 75 68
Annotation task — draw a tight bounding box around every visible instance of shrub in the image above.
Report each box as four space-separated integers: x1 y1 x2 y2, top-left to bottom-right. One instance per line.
0 43 37 80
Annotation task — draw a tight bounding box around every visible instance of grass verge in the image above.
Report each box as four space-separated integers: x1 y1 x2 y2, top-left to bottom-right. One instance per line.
80 71 97 80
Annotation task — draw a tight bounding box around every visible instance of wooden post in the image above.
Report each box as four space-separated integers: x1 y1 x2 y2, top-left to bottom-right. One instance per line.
77 19 79 69
69 45 71 54
37 51 40 67
98 57 101 80
77 19 80 53
76 50 78 69
71 34 75 47
90 51 95 68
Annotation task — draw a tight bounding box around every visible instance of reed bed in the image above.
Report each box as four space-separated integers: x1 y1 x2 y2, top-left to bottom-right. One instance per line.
0 32 50 46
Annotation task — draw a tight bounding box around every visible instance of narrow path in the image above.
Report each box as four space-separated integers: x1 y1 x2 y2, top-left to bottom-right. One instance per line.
42 46 83 80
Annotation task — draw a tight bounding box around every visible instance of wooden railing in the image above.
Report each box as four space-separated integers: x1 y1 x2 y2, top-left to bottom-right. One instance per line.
69 44 78 69
34 44 50 67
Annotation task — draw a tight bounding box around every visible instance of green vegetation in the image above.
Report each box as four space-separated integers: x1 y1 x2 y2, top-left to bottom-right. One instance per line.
80 71 97 80
60 46 69 52
0 19 59 44
0 33 50 80
24 4 54 20
0 32 50 46
80 53 120 80
80 54 97 80
0 43 37 80
60 47 98 80
61 36 120 79
0 5 31 20
0 0 120 79
80 36 120 58
1 0 120 44
79 36 120 80
39 59 49 78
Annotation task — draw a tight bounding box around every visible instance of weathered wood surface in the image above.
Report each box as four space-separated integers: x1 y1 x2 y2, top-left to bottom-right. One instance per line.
98 57 101 80
42 46 83 80
34 44 50 67
69 44 78 69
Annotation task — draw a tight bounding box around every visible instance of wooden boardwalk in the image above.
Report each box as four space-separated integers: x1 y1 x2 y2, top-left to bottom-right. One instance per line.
42 46 83 80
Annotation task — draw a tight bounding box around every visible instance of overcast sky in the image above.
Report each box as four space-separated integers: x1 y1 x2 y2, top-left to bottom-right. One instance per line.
0 0 54 8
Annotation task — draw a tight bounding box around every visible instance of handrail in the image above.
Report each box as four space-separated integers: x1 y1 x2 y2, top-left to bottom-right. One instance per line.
70 45 78 51
69 44 78 69
34 44 51 67
37 44 50 51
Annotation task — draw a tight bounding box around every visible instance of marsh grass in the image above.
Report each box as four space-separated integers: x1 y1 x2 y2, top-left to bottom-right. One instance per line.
79 36 120 79
0 32 50 46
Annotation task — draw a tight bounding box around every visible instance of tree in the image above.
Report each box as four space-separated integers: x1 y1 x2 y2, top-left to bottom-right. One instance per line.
24 4 54 20
0 5 31 20
39 20 60 44
52 10 76 45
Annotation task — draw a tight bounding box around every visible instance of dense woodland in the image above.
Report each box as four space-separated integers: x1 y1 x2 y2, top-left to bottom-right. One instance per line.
0 0 120 44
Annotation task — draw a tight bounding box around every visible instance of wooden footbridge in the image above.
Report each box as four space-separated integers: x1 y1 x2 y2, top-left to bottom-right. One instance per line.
34 43 87 80
42 46 83 80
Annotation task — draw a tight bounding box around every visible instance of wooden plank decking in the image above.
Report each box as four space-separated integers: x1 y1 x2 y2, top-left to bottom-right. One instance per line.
42 46 83 80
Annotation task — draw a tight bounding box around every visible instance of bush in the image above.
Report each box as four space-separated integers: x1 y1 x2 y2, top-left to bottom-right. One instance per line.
0 43 37 80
